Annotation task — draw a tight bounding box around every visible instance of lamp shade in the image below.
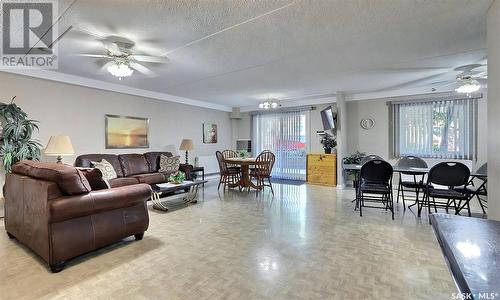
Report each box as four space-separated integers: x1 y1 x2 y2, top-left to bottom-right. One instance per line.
44 135 75 156
179 139 194 151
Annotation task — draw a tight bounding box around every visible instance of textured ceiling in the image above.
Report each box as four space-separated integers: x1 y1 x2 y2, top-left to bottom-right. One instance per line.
53 0 492 108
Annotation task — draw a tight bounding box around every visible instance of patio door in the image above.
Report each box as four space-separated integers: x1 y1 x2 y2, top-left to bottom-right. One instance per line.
252 110 309 180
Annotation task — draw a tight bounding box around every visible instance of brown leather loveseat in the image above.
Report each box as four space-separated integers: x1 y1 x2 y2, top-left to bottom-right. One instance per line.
74 152 193 187
4 160 151 273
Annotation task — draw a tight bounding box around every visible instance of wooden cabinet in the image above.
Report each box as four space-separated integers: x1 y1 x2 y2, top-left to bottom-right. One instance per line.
306 154 337 186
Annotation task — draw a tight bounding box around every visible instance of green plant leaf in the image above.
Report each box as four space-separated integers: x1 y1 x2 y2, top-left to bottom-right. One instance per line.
0 101 41 172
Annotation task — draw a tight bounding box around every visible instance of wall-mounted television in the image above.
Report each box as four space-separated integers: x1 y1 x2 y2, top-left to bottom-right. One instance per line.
320 106 337 131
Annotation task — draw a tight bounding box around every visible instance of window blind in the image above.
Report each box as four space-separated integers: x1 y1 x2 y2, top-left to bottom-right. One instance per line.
252 110 309 180
391 97 478 160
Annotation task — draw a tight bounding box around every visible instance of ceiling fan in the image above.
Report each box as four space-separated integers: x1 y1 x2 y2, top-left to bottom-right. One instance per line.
436 64 487 95
75 33 169 80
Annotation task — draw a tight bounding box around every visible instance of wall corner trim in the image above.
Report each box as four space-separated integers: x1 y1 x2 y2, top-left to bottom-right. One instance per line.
0 69 233 112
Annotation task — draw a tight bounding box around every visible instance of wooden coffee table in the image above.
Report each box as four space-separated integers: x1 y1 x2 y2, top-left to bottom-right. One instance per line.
150 180 207 211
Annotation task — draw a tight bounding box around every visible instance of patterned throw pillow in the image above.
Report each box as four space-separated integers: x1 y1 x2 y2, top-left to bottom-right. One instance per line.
159 154 180 173
91 159 117 181
77 167 110 190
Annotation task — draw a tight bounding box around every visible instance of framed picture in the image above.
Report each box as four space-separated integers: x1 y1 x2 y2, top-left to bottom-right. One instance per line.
203 123 217 144
105 114 149 149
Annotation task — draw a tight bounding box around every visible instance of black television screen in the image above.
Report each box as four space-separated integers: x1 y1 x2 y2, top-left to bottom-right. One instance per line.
320 106 336 131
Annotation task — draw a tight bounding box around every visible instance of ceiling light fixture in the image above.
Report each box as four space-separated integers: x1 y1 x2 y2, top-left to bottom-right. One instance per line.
455 78 481 95
258 99 280 110
107 61 134 80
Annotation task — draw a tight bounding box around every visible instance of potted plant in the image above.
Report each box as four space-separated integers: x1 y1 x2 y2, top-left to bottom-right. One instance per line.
236 150 249 159
168 171 186 184
0 97 42 173
320 136 337 154
342 151 366 187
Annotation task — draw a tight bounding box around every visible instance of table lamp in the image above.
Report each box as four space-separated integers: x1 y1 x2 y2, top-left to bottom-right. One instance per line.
44 135 75 164
179 139 194 164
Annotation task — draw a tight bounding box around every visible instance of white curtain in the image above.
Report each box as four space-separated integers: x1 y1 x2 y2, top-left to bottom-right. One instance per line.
252 110 309 180
392 98 476 160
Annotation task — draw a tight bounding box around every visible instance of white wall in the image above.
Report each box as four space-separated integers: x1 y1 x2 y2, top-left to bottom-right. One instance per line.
0 72 232 166
487 0 500 220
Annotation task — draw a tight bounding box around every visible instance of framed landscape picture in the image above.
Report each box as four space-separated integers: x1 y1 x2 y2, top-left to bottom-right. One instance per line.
105 114 149 149
203 123 217 144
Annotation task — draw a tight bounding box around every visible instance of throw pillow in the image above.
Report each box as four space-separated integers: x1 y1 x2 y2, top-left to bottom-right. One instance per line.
77 167 110 190
91 159 117 181
159 154 180 173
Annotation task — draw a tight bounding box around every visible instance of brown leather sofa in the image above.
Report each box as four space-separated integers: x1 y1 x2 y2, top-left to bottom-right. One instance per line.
4 160 151 273
74 152 193 188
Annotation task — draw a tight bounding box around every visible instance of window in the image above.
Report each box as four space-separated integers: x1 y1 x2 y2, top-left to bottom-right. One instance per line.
252 110 309 180
391 97 478 160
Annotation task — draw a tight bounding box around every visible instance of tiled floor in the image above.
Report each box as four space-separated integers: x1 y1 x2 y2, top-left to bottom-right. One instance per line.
0 180 465 299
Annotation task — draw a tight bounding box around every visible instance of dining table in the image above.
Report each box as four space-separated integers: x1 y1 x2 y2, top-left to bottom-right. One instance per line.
224 157 264 190
343 163 487 216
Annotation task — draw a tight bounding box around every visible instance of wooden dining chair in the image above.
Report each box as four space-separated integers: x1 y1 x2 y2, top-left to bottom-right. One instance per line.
249 151 275 195
216 151 241 191
222 150 241 171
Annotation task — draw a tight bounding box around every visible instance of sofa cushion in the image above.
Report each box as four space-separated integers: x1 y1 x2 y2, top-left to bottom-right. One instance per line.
144 152 173 172
118 154 149 177
108 177 140 188
132 173 165 185
74 154 124 177
12 160 91 195
49 184 152 223
77 168 110 190
159 155 180 173
91 159 118 181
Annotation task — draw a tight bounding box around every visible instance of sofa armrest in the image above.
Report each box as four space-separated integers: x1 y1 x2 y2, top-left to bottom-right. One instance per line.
179 164 194 180
49 184 152 223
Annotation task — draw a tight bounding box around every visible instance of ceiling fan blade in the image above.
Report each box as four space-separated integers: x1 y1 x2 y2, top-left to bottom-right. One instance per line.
132 55 169 63
130 62 157 77
454 64 486 73
367 66 450 72
472 71 487 79
74 54 109 58
71 27 106 40
370 72 451 93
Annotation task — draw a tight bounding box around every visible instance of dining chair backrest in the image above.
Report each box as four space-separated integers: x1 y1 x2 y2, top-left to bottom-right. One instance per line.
476 163 487 175
427 162 470 187
222 150 238 159
255 151 275 176
360 155 384 165
215 151 228 173
396 156 428 168
396 156 428 176
360 160 393 184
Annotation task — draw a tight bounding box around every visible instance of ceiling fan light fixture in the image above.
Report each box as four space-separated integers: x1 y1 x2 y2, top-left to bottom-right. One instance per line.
258 98 280 110
107 62 134 80
455 78 481 94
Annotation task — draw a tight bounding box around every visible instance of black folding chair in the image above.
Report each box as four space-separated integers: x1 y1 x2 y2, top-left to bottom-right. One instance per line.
395 156 427 210
421 162 470 218
355 159 394 220
360 154 383 165
454 163 487 215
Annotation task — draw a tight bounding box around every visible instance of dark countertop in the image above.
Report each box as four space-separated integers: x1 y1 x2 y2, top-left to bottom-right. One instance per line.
430 213 499 299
